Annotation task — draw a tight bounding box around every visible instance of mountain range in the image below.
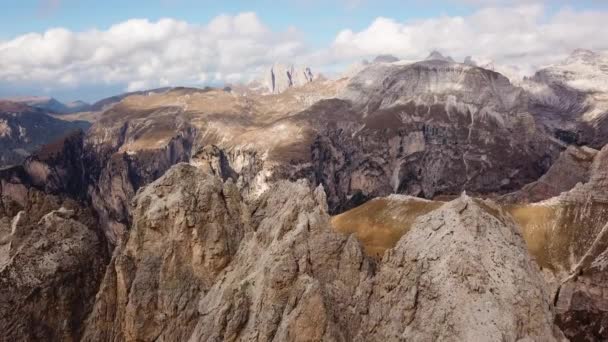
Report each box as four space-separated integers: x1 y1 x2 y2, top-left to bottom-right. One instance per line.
1 49 608 341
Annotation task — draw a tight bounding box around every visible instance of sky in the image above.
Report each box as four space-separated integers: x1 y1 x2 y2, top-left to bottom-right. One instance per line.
1 0 608 102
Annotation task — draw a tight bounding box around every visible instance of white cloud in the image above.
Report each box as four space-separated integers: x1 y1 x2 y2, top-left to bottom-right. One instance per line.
0 13 306 93
327 4 608 77
2 4 608 96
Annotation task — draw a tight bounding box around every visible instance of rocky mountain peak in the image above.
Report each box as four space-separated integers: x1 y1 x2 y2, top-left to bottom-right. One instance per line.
425 50 455 62
264 63 314 94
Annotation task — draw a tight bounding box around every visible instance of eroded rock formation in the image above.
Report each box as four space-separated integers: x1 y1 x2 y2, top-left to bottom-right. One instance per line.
81 163 564 341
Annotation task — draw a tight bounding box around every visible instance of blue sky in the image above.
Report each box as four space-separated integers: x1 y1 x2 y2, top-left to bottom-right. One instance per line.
1 0 608 102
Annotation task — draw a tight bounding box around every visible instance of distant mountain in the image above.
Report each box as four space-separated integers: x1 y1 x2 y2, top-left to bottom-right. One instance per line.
0 101 90 166
88 87 172 112
525 48 608 148
64 100 91 112
373 54 399 63
263 63 314 94
5 96 91 114
3 89 174 116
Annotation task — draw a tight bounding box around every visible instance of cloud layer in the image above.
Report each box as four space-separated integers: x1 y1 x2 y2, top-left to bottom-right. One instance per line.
1 4 608 98
0 13 305 92
330 4 608 74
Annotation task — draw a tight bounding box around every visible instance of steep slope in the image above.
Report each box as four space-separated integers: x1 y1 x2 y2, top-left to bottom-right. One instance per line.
0 101 91 167
81 81 349 241
82 162 563 341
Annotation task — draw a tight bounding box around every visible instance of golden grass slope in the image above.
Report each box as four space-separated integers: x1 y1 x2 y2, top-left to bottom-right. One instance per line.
332 194 608 272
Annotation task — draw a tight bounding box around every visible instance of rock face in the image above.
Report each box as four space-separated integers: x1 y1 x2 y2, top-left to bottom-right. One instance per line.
313 59 560 212
84 102 196 243
82 163 563 341
526 49 608 148
0 101 90 167
501 145 598 203
264 63 314 94
0 141 107 341
82 164 246 341
0 204 106 341
538 145 608 341
360 194 562 341
0 113 109 342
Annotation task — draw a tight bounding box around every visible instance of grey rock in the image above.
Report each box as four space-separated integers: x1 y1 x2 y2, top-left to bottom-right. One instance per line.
264 63 314 94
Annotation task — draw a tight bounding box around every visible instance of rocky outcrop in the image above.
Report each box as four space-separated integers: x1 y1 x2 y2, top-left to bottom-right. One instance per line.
82 162 564 341
264 63 314 94
82 164 247 341
501 145 598 203
332 142 608 340
359 194 563 341
0 189 106 341
539 145 608 341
